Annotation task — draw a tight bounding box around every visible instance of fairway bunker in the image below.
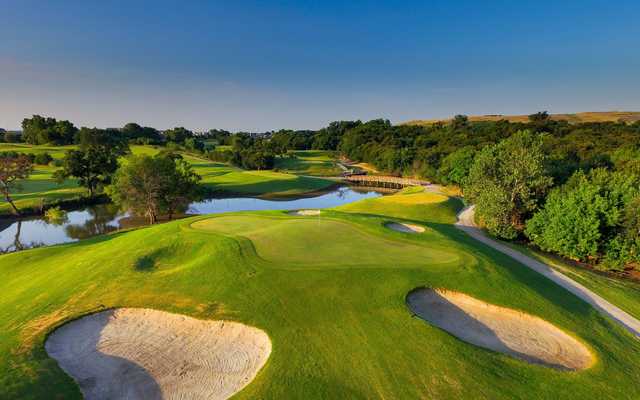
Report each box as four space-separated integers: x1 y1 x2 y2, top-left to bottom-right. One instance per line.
386 222 425 234
407 288 593 370
287 209 321 216
45 308 271 400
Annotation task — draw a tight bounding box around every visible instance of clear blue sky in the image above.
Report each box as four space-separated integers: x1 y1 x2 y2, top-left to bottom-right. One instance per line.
1 0 639 131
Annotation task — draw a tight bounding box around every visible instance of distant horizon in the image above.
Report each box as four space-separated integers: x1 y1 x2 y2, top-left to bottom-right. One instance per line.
3 109 639 133
3 1 639 131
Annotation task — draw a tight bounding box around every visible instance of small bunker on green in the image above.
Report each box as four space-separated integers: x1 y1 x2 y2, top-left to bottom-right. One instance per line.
386 222 425 234
407 288 594 370
287 209 321 216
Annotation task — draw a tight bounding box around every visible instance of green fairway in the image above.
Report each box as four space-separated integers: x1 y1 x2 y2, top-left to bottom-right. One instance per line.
334 186 462 224
274 150 341 176
183 154 335 197
0 145 335 215
1 190 639 399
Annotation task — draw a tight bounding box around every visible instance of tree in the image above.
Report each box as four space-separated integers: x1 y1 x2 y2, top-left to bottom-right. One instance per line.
312 121 361 150
164 127 193 144
0 155 33 215
21 115 77 145
122 122 162 144
451 115 469 130
55 128 129 196
3 131 21 143
528 111 550 123
108 154 202 224
437 146 476 185
465 130 553 239
526 169 640 268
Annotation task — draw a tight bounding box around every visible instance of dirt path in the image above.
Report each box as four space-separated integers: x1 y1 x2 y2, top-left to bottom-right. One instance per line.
455 205 640 339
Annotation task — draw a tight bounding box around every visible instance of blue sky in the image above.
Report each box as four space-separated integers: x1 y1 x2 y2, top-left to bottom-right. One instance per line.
1 0 639 131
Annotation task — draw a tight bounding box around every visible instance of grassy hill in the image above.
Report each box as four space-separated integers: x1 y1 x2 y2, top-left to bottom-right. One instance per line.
1 190 639 399
404 111 640 126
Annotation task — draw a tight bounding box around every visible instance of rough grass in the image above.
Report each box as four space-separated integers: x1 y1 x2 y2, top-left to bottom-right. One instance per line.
1 190 639 399
404 111 640 126
274 150 341 176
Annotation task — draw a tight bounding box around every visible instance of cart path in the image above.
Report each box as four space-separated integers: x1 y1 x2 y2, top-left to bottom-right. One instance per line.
455 205 640 339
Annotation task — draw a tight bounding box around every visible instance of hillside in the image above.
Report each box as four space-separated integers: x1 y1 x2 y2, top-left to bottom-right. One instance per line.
404 111 640 126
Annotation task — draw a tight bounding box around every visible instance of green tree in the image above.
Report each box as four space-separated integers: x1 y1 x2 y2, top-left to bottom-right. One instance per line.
3 130 20 143
526 169 640 267
437 146 476 185
0 155 33 215
108 154 201 224
21 115 77 145
465 130 553 239
55 128 129 196
164 127 193 144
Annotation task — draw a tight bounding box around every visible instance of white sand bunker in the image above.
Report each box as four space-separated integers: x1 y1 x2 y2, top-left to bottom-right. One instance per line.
287 209 321 216
45 308 271 400
386 222 425 234
407 288 593 370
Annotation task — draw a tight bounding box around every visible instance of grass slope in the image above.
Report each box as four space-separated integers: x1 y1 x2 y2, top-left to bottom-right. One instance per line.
1 190 639 399
0 145 335 215
274 150 341 176
404 111 640 126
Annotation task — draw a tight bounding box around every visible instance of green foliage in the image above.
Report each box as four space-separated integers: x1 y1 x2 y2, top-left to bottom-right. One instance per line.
312 121 361 150
55 128 130 196
0 154 33 215
163 127 193 144
44 206 68 225
526 169 640 268
437 146 476 185
108 154 202 223
21 115 78 145
465 131 553 239
33 152 53 165
122 122 162 144
3 130 21 143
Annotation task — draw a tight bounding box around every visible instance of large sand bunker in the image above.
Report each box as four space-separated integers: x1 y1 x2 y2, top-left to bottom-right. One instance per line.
386 222 425 234
45 308 271 400
287 209 321 216
407 288 593 370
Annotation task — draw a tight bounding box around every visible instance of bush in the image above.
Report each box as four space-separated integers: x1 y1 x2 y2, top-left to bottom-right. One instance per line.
33 152 53 165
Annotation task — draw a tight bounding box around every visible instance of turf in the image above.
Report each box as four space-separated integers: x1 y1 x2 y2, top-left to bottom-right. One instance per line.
274 150 341 176
1 190 639 399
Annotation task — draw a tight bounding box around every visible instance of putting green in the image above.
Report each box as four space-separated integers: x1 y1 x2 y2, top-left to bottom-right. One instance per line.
192 214 459 267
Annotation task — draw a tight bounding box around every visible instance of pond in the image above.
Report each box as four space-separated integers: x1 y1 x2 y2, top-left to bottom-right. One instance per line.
0 186 384 253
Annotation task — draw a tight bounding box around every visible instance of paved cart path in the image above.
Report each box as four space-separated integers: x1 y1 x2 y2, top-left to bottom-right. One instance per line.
455 205 640 339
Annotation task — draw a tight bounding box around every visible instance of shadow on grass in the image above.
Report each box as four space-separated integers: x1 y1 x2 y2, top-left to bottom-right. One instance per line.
134 247 174 272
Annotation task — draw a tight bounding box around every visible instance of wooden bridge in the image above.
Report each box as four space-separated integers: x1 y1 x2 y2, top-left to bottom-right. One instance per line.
343 174 430 189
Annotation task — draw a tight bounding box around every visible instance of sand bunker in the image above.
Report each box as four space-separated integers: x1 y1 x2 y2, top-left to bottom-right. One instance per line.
386 222 425 234
287 209 321 216
407 288 593 370
45 308 271 400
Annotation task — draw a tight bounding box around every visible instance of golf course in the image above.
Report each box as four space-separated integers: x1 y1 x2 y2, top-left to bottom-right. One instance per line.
2 187 639 399
0 144 336 216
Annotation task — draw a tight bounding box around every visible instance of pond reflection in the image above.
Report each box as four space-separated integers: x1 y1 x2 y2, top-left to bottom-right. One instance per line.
0 186 384 253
